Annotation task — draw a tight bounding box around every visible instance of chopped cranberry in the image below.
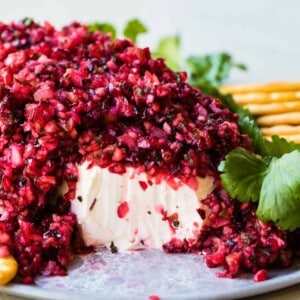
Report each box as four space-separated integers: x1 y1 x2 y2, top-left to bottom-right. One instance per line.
117 201 129 218
149 295 160 300
254 269 268 282
139 181 148 191
0 19 294 284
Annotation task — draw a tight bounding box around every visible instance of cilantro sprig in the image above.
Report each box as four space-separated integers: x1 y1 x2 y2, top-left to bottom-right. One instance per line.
218 100 300 230
219 148 300 230
218 148 268 203
187 52 246 89
258 151 300 230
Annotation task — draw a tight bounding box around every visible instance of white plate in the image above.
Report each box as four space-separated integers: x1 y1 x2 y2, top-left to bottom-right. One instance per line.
0 250 300 300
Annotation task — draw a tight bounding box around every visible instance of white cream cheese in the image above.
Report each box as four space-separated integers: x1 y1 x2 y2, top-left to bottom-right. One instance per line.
71 161 215 251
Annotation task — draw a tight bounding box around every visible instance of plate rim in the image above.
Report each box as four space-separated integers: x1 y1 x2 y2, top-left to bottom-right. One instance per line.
1 255 300 300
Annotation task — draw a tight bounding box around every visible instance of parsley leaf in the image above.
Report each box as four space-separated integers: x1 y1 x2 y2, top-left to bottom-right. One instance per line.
237 114 268 156
187 52 246 88
88 22 117 39
123 19 147 44
219 148 300 230
218 148 268 202
152 36 181 71
257 151 300 230
264 135 300 157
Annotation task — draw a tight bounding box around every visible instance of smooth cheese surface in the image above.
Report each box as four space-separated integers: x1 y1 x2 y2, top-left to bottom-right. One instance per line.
71 161 215 251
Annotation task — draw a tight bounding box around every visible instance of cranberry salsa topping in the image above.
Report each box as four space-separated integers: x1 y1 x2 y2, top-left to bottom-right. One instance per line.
0 19 296 283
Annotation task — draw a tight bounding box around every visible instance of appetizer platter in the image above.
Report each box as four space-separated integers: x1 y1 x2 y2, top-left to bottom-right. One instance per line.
0 18 299 299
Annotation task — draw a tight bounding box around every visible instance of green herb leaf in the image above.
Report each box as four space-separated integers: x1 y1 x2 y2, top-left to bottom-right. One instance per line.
218 148 268 202
187 52 246 88
152 36 181 71
237 113 268 156
257 150 300 230
123 19 147 43
88 22 117 39
264 135 300 157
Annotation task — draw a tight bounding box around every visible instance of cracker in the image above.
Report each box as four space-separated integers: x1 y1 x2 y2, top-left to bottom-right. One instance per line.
261 125 300 136
265 134 300 143
220 81 300 94
233 91 300 104
245 101 300 115
256 112 300 126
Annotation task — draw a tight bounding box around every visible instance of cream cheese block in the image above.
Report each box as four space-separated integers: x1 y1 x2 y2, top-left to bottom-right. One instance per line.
71 161 215 251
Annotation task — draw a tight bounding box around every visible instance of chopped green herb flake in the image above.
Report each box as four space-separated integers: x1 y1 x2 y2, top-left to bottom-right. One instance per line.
137 88 144 96
22 17 34 27
172 220 180 228
94 136 102 143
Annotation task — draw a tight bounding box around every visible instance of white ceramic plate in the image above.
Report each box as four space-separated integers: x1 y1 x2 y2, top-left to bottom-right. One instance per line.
0 250 300 300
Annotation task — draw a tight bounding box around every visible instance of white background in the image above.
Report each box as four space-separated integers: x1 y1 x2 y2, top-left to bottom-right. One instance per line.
0 0 299 83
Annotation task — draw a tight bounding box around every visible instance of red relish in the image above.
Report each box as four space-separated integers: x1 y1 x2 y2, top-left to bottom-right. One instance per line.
0 19 294 283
